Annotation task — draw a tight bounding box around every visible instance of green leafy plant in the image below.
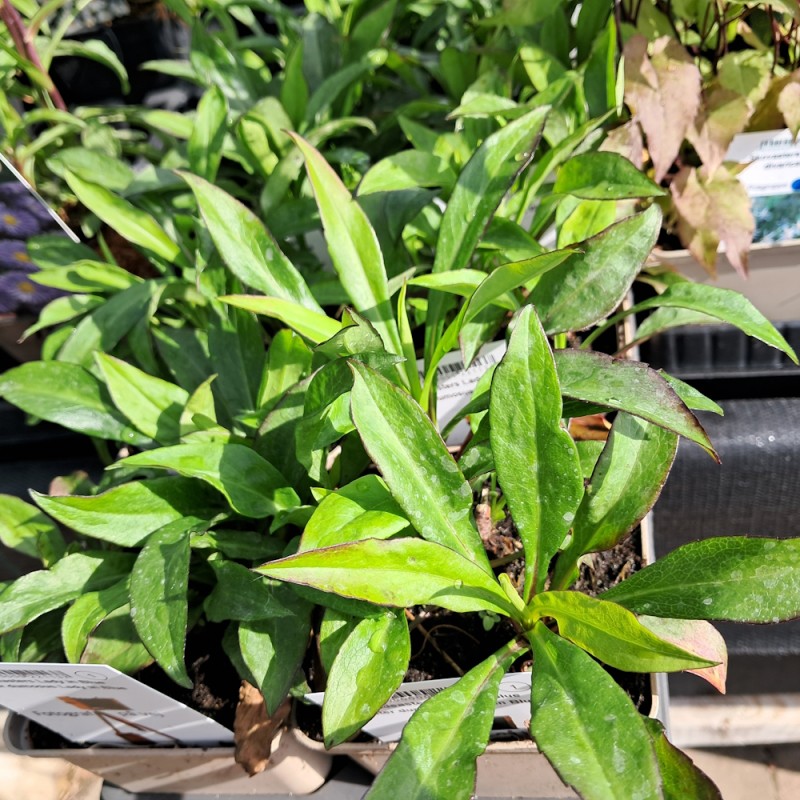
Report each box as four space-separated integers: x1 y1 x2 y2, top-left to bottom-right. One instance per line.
1 125 798 798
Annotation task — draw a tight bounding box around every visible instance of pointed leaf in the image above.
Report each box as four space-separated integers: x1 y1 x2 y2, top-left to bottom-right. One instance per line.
95 353 189 444
115 443 299 518
0 361 145 444
64 172 180 264
182 173 322 312
603 537 800 622
529 591 715 673
323 609 410 746
530 206 661 334
364 641 523 800
256 538 517 617
130 518 199 688
187 86 227 182
490 306 582 598
349 362 489 569
635 283 798 364
32 477 221 547
555 349 716 459
290 133 402 356
359 151 456 195
0 552 135 634
554 152 666 199
221 294 341 344
638 616 728 694
567 413 678 558
644 718 724 800
530 625 662 800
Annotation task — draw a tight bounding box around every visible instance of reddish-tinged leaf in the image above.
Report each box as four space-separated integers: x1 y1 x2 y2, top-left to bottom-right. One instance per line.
638 616 728 694
624 35 701 181
600 120 644 169
687 87 752 176
671 166 754 277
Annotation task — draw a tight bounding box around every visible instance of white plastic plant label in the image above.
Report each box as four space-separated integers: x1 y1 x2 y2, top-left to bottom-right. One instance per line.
420 340 508 445
0 663 234 747
306 671 531 743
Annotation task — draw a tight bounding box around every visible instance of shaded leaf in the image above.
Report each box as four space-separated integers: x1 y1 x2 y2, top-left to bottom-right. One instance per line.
554 152 665 199
62 578 130 663
187 86 227 182
115 443 299 518
0 494 65 566
205 559 297 622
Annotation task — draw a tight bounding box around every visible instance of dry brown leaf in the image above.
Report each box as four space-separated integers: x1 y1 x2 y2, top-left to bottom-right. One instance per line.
687 86 752 176
671 165 754 277
600 120 645 169
624 35 701 182
568 414 611 442
233 681 291 776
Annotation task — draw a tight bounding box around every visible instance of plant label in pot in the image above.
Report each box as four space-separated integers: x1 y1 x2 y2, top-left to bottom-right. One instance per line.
0 662 233 746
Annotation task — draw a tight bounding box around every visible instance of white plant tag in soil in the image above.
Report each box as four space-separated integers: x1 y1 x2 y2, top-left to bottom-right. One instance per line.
0 663 234 747
419 340 507 444
306 671 531 743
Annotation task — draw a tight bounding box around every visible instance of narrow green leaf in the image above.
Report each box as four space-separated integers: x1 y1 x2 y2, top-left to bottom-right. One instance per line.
529 625 662 800
130 519 198 688
323 609 410 746
0 361 145 444
22 294 104 339
187 86 227 182
31 260 140 293
644 719 723 800
64 172 180 265
365 640 524 800
32 477 221 547
409 270 517 310
634 283 798 364
530 206 661 334
54 40 129 93
57 280 165 368
221 295 341 344
61 578 130 663
0 552 135 634
47 147 134 191
555 413 678 588
427 106 549 361
659 372 724 416
631 307 720 346
95 353 189 444
602 537 800 622
182 174 322 312
290 133 402 356
256 538 516 617
554 152 666 199
114 443 300 518
555 349 716 459
349 362 489 570
300 475 410 550
529 591 715 673
0 494 65 567
239 588 312 713
490 306 583 598
190 529 285 562
205 559 296 622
